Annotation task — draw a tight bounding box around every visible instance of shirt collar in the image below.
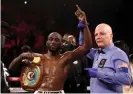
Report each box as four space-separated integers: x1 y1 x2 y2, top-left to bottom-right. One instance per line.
99 43 114 53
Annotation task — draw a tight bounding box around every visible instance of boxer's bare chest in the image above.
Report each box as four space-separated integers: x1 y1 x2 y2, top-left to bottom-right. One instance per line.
37 55 69 90
41 54 68 76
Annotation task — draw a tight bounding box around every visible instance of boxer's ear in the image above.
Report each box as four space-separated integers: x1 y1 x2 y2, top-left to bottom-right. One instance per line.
46 41 49 47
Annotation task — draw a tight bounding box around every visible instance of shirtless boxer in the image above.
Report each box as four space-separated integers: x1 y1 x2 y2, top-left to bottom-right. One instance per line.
8 5 92 93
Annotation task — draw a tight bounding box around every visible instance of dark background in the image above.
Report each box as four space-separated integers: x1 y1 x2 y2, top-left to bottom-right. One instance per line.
1 0 133 89
1 0 133 50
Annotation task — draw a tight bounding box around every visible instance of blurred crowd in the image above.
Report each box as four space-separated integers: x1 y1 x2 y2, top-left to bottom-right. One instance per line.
1 20 46 67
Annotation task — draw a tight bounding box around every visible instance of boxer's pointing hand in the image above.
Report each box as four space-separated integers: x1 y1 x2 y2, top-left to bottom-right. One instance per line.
75 5 87 23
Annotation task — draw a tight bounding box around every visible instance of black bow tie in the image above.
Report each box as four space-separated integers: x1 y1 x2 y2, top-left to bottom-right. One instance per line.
98 49 105 54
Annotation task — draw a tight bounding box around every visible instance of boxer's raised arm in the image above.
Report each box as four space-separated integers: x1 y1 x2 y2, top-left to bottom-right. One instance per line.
64 5 92 62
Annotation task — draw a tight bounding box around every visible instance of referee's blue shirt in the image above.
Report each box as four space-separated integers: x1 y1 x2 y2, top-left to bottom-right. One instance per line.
79 31 132 93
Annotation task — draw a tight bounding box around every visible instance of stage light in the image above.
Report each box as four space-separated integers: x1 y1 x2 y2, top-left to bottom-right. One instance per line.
24 1 27 4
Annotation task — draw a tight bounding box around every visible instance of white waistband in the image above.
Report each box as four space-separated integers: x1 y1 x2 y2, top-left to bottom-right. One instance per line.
34 90 65 94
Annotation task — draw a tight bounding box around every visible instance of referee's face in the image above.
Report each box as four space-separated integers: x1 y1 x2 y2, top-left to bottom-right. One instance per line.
95 24 113 48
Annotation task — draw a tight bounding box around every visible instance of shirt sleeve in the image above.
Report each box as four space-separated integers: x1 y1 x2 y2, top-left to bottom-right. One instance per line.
86 48 97 60
97 50 132 85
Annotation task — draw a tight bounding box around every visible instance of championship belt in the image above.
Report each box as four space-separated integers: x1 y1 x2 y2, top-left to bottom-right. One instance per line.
20 57 43 91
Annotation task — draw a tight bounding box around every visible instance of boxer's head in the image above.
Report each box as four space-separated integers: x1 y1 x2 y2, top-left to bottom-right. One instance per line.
95 23 113 48
46 32 62 53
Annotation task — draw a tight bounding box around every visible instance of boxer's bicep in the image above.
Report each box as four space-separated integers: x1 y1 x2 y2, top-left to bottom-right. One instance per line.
67 46 87 62
33 53 42 57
